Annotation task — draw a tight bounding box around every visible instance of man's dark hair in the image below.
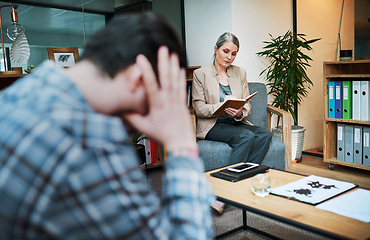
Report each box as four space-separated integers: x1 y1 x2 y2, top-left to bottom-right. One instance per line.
79 12 187 78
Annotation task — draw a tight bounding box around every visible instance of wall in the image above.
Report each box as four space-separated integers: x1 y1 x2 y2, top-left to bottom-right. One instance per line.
297 0 354 150
184 0 232 67
231 0 291 83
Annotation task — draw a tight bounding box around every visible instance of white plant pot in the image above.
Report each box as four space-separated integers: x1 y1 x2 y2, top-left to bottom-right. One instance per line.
272 126 306 161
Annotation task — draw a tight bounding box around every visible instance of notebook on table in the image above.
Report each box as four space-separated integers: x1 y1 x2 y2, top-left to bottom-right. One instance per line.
210 164 270 182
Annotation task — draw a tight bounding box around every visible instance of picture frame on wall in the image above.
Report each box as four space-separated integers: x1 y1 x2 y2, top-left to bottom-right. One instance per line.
47 47 79 68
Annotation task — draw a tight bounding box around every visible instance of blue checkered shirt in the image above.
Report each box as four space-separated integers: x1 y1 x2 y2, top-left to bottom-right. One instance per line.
0 61 214 240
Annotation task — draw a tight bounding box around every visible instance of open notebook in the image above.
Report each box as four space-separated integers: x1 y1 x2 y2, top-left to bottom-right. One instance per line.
212 91 258 116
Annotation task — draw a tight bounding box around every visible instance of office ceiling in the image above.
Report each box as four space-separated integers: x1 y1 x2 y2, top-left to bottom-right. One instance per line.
0 0 147 39
0 0 141 14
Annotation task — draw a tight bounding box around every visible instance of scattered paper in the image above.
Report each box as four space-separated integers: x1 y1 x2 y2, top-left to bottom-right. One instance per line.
271 175 356 205
316 189 370 223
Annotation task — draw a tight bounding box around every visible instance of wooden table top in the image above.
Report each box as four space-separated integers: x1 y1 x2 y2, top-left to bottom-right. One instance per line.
205 166 370 240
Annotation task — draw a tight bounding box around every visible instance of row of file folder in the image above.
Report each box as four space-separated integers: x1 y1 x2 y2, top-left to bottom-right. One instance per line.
328 81 370 120
138 136 167 165
337 124 370 166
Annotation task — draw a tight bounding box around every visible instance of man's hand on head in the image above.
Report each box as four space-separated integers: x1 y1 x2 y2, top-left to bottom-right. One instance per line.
123 47 197 152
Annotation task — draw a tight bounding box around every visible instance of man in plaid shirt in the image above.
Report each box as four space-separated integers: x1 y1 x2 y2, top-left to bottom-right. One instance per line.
0 12 214 239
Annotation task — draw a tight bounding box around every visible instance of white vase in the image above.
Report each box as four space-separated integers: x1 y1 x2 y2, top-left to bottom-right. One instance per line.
272 126 306 161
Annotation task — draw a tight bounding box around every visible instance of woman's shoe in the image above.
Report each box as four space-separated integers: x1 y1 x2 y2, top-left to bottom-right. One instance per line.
211 200 226 215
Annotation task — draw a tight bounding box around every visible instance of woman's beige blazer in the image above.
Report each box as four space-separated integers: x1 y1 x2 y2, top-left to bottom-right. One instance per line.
192 64 252 139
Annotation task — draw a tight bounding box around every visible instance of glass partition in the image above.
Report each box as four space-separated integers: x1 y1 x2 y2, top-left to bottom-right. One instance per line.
0 1 105 72
355 0 370 60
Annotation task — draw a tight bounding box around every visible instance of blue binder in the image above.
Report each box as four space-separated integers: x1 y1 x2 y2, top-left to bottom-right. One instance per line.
335 81 343 119
328 81 335 118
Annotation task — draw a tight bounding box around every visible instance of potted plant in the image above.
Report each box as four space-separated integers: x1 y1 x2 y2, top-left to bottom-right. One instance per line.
256 30 320 161
133 132 149 165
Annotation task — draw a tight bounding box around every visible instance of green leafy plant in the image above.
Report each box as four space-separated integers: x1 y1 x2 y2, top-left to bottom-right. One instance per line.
256 30 320 126
132 132 149 145
25 65 36 74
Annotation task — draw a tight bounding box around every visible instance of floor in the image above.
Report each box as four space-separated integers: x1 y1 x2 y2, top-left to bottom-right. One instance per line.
294 148 370 189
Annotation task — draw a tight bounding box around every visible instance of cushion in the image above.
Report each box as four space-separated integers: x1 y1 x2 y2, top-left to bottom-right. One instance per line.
198 137 285 172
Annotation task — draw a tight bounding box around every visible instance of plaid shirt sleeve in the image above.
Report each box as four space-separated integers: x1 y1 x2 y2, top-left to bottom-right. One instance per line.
53 145 215 240
0 107 215 240
162 155 215 239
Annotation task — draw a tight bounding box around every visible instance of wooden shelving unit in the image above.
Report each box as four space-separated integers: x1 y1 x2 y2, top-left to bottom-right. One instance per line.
186 66 200 82
145 162 163 169
0 73 26 90
186 66 200 109
323 60 370 171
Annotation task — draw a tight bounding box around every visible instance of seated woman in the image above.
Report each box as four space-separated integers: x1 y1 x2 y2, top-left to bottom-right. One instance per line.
192 32 272 214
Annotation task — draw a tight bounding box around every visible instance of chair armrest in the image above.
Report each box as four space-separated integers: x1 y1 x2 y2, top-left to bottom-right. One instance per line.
189 107 197 136
267 104 292 171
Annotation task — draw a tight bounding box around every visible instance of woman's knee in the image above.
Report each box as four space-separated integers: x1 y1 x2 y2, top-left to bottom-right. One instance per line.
255 127 272 138
265 129 272 140
234 130 255 145
239 128 255 139
250 127 272 145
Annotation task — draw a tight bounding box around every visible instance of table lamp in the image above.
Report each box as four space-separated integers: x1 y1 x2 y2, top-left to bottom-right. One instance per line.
0 5 26 73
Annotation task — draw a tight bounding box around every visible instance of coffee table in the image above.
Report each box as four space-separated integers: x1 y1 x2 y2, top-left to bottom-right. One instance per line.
205 165 370 239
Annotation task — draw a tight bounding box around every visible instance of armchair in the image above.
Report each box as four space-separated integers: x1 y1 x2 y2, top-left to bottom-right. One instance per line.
194 82 292 172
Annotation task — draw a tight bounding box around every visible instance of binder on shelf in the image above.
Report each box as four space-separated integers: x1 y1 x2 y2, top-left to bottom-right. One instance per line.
162 145 167 161
186 81 192 107
150 139 157 164
155 142 163 163
337 123 345 161
143 138 152 164
342 81 352 119
344 124 354 163
363 127 370 167
360 81 370 121
353 125 363 165
352 81 361 120
335 81 343 119
328 81 336 118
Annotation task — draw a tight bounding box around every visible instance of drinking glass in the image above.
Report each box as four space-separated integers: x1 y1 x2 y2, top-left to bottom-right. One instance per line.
251 173 271 197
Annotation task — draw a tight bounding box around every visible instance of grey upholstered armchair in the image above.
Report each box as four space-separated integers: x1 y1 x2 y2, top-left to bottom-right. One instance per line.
193 82 292 172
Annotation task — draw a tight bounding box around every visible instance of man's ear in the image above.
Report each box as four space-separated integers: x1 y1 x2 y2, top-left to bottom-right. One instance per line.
122 64 142 93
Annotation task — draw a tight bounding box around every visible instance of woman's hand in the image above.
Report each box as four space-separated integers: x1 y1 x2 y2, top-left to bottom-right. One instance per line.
224 95 243 118
225 106 243 118
123 47 197 151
